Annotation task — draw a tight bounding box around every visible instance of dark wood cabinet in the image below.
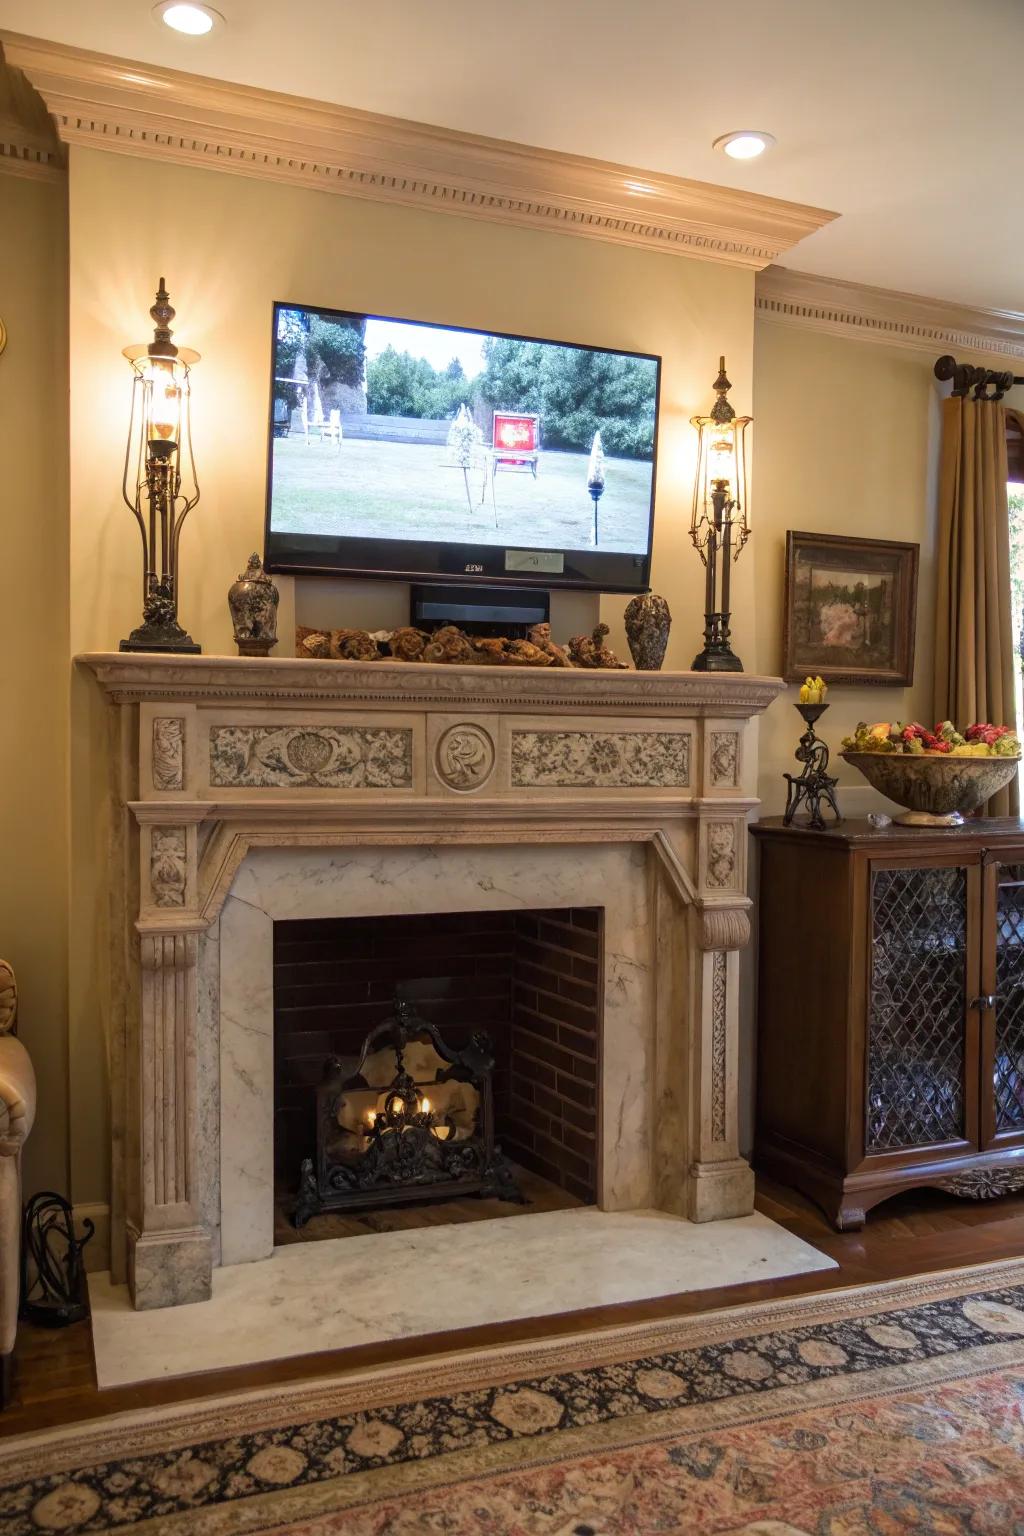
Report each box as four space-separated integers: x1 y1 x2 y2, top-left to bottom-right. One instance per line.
752 818 1024 1229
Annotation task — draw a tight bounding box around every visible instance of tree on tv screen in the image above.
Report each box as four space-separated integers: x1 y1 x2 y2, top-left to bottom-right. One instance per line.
275 311 367 401
479 338 656 460
366 348 474 418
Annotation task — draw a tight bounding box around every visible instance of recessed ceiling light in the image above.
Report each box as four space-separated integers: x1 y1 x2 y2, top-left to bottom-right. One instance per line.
153 2 222 35
713 131 776 161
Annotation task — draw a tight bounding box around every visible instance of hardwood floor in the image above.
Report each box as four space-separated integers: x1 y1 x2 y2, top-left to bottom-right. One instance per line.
4 1177 1023 1440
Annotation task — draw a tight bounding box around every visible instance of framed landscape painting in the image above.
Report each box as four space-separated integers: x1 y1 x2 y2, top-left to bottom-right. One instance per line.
783 531 919 686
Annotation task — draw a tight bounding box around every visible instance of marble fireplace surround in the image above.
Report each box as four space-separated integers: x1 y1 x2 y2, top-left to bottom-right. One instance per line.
80 654 784 1311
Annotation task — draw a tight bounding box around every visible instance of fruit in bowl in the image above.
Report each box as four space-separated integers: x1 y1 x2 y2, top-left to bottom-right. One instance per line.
840 719 1021 826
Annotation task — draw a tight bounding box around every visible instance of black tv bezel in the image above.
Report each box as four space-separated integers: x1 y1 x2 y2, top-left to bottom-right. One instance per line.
262 301 661 594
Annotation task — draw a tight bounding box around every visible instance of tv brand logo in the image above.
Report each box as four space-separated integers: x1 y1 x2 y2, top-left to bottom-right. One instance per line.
464 563 484 573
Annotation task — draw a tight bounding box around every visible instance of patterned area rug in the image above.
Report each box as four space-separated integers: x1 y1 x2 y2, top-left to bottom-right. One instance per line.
3 1259 1024 1534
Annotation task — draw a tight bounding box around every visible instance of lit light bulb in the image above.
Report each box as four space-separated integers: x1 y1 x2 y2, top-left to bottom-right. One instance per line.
147 358 181 444
420 1096 432 1115
707 429 735 488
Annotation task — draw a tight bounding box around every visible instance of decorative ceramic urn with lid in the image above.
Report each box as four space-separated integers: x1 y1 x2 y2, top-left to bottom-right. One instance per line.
228 553 279 656
623 593 672 671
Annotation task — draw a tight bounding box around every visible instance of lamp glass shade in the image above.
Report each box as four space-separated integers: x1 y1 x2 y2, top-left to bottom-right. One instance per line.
146 358 183 445
689 411 752 557
121 350 200 537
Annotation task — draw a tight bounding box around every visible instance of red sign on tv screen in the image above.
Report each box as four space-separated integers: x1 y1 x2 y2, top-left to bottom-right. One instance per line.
493 413 539 453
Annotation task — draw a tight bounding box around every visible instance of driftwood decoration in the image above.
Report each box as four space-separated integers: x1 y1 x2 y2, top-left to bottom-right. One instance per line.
567 623 629 670
296 620 621 669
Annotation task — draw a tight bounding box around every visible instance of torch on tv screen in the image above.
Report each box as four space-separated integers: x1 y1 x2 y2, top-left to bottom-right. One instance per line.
264 303 661 593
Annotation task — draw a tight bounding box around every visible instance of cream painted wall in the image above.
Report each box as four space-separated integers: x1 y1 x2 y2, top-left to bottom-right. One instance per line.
68 148 754 666
66 144 755 1209
751 320 941 818
735 319 942 1153
0 169 69 1194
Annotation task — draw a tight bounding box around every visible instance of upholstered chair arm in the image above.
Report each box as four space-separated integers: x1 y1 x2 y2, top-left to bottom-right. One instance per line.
0 961 35 1155
0 1035 36 1155
0 960 34 1375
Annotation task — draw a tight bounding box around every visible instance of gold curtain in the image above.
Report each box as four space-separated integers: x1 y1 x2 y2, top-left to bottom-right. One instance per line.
933 395 1019 817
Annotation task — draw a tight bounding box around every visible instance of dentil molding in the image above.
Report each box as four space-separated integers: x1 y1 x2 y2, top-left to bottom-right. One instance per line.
756 264 1024 362
1 31 836 269
0 59 64 180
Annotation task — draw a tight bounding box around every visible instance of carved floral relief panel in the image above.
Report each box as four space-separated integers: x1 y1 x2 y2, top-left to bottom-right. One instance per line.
209 725 414 789
708 731 739 790
510 729 690 789
705 820 739 890
150 827 187 908
710 950 728 1143
152 717 185 791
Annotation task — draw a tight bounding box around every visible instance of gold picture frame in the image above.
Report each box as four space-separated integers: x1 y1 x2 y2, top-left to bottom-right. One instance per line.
783 530 919 687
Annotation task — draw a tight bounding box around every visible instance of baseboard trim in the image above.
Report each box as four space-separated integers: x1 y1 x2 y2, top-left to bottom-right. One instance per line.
73 1202 110 1274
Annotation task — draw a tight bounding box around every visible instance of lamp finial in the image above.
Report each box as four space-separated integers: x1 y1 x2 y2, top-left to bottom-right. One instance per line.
149 279 178 359
710 356 735 425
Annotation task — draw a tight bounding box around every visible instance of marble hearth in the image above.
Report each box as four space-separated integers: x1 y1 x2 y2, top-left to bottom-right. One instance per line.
81 654 784 1312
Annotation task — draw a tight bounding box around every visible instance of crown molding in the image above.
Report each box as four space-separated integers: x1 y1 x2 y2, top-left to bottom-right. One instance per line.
755 265 1024 362
0 58 64 180
0 126 63 180
1 31 836 270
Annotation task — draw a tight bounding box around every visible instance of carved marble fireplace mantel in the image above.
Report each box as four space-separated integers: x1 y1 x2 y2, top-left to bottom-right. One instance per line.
80 653 783 1310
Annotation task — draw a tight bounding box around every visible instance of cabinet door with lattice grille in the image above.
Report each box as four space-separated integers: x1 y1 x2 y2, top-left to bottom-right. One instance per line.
982 853 1024 1148
866 859 980 1157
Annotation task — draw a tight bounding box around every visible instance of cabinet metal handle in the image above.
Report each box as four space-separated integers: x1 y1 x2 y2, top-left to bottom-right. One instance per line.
971 994 997 1011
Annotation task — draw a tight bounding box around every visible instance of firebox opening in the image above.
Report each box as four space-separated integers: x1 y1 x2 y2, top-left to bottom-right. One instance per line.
273 907 603 1239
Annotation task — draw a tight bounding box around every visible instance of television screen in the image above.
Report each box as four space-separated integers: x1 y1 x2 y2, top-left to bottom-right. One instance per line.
264 303 661 592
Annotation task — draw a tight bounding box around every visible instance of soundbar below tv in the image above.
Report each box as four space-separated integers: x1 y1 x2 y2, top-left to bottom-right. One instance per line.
264 302 661 594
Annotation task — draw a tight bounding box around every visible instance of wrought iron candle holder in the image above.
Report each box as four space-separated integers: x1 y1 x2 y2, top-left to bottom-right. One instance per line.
783 702 841 831
294 997 521 1225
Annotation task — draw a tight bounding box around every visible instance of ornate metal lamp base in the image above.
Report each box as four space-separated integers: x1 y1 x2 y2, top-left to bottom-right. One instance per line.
120 627 201 654
783 702 841 831
120 586 201 653
691 645 744 673
692 611 743 672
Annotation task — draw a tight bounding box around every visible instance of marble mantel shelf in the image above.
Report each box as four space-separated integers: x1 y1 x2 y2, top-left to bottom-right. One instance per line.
77 652 784 715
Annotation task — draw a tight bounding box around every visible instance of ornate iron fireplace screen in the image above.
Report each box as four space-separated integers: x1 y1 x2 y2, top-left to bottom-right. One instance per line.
295 997 521 1224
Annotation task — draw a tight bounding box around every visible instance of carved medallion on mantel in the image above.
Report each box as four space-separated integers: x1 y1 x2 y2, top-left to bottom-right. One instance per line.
78 652 783 1308
434 723 496 793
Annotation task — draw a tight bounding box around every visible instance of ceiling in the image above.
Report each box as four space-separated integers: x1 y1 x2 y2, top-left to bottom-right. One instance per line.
1 0 1020 313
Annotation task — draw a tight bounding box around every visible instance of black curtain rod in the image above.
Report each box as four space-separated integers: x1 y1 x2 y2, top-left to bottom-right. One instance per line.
934 354 1024 400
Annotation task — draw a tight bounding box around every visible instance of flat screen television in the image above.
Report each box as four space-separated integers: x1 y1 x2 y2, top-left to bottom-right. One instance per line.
264 302 661 593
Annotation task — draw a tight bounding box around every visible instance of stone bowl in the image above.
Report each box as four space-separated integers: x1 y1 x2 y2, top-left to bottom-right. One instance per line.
841 750 1021 826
